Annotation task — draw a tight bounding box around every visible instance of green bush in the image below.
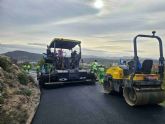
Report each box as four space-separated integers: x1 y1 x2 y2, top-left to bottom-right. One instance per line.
0 79 3 92
17 72 29 85
28 75 35 84
0 109 28 124
37 58 45 67
17 88 32 96
0 110 13 124
0 96 4 104
0 56 12 71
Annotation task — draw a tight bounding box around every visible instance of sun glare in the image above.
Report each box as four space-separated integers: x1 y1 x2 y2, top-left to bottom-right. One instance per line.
94 0 104 9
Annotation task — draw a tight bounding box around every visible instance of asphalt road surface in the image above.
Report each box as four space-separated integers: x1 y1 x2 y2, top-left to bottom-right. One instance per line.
32 83 165 124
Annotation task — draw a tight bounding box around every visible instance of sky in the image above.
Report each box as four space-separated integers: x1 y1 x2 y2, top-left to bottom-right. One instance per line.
0 0 165 58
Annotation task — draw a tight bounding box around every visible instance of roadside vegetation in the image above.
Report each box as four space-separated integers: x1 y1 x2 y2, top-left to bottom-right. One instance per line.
0 55 40 124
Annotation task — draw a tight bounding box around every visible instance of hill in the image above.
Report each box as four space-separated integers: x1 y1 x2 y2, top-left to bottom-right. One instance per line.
1 50 129 66
2 50 117 64
2 50 157 66
3 50 42 62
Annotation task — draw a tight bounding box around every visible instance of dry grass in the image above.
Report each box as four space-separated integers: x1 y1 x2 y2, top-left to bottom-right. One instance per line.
0 55 40 124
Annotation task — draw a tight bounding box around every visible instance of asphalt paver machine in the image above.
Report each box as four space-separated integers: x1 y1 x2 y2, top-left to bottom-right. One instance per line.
38 38 96 87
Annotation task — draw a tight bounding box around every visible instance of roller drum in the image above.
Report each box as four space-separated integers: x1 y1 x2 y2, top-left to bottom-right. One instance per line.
123 87 165 106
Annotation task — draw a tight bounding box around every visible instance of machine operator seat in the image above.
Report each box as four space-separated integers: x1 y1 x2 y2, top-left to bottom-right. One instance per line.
128 60 134 74
141 59 153 74
127 60 142 74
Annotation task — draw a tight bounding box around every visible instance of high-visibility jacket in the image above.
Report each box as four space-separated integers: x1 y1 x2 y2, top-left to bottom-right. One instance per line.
36 65 40 72
91 62 98 72
97 67 105 84
27 65 31 69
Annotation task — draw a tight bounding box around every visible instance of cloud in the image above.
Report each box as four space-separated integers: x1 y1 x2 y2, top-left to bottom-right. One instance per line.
0 0 98 26
27 43 47 47
82 48 122 57
0 0 165 58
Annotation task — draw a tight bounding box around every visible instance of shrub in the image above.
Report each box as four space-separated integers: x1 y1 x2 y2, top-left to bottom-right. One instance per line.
28 75 35 84
0 79 3 92
17 72 28 85
17 88 32 96
0 68 4 77
0 56 12 71
37 58 45 67
0 110 13 124
0 109 28 124
0 96 4 104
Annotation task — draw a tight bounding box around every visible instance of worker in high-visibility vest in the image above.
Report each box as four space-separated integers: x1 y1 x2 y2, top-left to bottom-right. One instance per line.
23 65 27 71
42 64 52 74
97 65 105 84
90 60 98 74
27 64 31 72
47 64 52 73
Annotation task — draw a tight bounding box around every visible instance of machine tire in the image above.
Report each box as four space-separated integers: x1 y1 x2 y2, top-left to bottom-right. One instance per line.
123 87 165 106
103 76 114 94
88 73 96 85
92 77 97 84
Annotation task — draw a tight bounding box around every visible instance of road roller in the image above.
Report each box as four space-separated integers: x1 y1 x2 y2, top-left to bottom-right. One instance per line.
103 31 165 106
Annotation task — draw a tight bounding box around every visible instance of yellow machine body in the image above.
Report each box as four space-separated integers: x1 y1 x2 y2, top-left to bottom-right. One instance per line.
104 65 165 106
106 66 123 79
128 74 159 81
106 66 159 81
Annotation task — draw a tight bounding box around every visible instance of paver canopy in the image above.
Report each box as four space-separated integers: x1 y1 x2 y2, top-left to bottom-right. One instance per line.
49 38 81 49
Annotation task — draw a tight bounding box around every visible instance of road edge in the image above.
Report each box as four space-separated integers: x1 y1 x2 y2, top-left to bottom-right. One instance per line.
26 85 41 124
26 72 41 124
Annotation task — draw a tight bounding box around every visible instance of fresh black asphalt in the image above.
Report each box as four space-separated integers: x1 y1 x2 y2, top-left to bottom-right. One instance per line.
32 83 165 124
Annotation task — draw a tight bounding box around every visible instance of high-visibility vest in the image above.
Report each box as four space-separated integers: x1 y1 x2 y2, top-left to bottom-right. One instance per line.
27 65 31 69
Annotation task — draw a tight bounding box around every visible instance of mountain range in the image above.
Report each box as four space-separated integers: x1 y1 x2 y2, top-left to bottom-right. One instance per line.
1 50 121 65
2 50 156 66
2 50 43 62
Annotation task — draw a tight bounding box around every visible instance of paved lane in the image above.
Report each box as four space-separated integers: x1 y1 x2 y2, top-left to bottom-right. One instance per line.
32 84 165 124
